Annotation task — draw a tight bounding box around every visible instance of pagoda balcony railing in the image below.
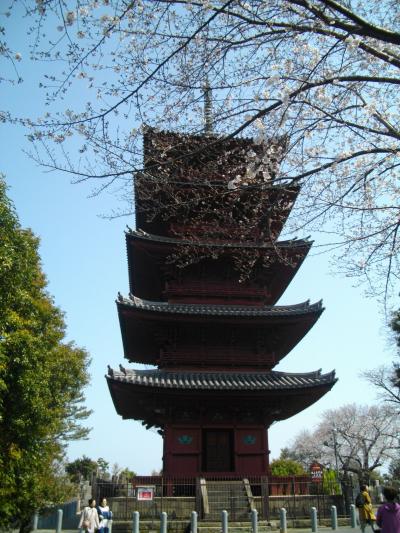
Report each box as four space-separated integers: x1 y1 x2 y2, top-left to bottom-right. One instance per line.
167 222 283 242
164 281 270 301
168 222 267 240
158 347 275 367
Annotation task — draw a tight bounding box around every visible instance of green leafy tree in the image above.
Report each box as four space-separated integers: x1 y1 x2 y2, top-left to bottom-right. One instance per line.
322 468 340 495
65 456 98 483
270 458 307 476
0 177 91 532
97 457 110 479
119 468 136 482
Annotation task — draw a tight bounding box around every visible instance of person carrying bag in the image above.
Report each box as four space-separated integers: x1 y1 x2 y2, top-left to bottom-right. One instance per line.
357 485 376 533
78 498 100 533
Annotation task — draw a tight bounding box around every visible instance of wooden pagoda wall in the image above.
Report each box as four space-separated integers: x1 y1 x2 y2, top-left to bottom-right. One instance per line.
163 423 269 476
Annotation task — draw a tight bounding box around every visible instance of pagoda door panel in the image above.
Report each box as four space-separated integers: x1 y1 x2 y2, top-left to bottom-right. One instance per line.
202 429 234 472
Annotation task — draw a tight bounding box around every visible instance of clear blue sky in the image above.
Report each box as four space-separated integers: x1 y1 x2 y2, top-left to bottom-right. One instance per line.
0 6 394 474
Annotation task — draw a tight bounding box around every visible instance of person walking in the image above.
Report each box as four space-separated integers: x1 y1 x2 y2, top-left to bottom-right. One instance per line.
376 487 400 533
78 498 100 533
97 497 112 533
357 485 376 533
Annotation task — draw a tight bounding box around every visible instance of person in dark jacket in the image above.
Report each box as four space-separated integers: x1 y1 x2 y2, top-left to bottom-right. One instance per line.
376 487 400 533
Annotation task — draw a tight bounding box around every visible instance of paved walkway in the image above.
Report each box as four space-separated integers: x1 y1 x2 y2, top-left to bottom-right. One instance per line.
289 528 360 533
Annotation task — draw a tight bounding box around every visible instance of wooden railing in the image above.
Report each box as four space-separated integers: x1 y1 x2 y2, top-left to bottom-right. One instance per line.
164 281 270 305
165 281 269 297
168 222 264 239
158 347 275 367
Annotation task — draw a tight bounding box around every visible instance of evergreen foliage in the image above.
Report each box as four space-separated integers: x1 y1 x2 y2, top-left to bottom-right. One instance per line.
322 469 340 495
270 458 306 476
65 456 98 483
65 456 137 483
0 177 91 531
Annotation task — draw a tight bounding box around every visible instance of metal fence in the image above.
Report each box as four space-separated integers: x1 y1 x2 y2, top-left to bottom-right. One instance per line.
36 500 80 529
93 476 358 522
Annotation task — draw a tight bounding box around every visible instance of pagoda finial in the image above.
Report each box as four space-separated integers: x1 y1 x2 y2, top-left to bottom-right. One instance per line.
203 78 213 135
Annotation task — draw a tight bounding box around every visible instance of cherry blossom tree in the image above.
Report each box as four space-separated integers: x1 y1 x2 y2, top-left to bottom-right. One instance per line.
2 0 400 300
287 404 400 483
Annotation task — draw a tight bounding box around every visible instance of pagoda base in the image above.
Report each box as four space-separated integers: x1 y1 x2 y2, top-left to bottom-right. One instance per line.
163 423 269 477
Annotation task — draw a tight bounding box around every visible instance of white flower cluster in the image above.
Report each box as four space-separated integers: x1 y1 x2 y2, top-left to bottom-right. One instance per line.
345 36 361 52
227 140 283 190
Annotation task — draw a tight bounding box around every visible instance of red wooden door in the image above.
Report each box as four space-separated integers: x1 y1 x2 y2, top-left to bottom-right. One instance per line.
203 430 234 472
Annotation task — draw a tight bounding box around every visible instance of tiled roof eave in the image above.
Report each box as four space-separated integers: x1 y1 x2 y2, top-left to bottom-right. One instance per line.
116 294 324 317
126 228 313 251
106 368 337 392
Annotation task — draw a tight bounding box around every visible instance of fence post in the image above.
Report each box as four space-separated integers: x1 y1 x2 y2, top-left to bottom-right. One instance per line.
32 512 39 531
191 511 198 533
261 477 270 522
350 504 357 528
56 509 63 533
221 510 228 533
132 511 139 533
279 508 287 533
251 509 258 533
160 512 167 533
311 506 318 533
331 506 338 530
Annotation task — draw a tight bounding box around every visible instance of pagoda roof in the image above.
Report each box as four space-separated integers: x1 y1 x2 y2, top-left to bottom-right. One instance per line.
125 230 311 304
116 295 323 366
127 228 312 250
117 294 322 317
108 367 336 391
106 366 337 425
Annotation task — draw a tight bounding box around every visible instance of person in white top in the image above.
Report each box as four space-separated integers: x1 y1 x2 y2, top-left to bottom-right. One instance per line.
78 498 100 533
97 497 113 533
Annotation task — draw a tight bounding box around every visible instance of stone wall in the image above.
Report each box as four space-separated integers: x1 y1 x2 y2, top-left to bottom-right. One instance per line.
109 493 346 521
108 496 196 520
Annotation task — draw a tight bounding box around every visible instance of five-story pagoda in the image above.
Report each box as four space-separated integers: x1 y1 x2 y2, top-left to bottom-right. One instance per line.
107 127 337 477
